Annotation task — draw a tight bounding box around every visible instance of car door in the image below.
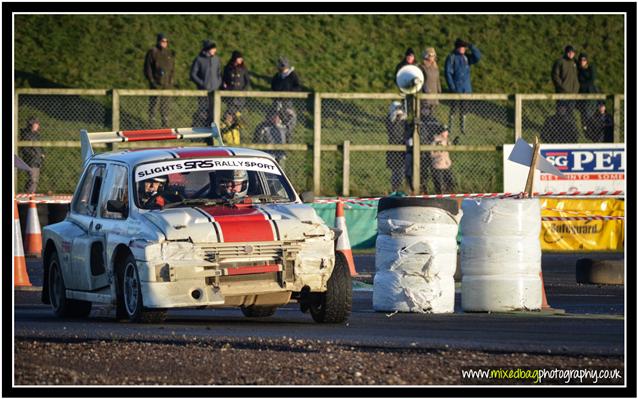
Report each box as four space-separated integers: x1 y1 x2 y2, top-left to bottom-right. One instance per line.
94 163 130 290
66 163 107 291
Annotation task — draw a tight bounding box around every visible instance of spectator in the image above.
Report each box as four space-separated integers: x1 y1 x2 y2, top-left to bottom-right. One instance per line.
429 124 456 194
551 44 580 133
253 110 290 168
420 113 453 192
584 101 614 143
541 106 580 143
222 50 251 114
552 45 580 94
19 117 44 193
385 101 408 192
395 47 416 75
144 33 175 127
576 52 599 127
418 47 442 118
444 38 481 135
220 109 243 146
271 57 301 140
577 52 598 93
190 40 222 127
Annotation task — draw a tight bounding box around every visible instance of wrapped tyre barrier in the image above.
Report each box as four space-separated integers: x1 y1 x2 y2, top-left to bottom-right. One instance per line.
460 198 542 312
373 198 461 313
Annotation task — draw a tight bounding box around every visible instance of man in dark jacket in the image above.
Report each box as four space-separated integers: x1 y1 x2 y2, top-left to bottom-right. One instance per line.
576 52 599 127
222 50 251 114
552 45 580 94
271 57 301 139
541 106 580 143
144 33 175 127
395 48 416 75
444 38 481 135
20 117 44 193
253 110 291 169
584 102 614 143
190 40 222 127
551 45 580 135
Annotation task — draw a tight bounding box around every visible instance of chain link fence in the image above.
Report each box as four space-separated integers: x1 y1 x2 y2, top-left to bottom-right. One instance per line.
319 95 512 196
15 90 625 196
15 90 111 194
521 95 615 144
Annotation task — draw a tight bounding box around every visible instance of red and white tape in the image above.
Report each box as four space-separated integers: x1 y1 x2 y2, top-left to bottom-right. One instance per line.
15 196 73 204
15 189 624 206
315 190 624 206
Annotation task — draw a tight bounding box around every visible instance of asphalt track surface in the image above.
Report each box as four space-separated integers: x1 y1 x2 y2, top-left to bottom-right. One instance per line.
14 252 624 356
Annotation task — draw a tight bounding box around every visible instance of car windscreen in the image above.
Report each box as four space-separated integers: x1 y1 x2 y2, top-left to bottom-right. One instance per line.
133 157 296 209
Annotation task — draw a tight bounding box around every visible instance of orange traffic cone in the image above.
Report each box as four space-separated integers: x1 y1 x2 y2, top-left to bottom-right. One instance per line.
335 200 357 276
25 197 42 257
14 200 32 287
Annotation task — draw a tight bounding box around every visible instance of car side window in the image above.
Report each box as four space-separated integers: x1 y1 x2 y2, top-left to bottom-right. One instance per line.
72 164 105 216
99 164 129 219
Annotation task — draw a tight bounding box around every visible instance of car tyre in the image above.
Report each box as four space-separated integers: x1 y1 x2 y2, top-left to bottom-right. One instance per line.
309 252 352 323
48 251 92 318
240 305 278 318
121 254 166 323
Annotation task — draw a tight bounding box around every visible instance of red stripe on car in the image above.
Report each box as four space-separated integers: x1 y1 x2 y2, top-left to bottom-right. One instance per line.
120 129 178 141
199 206 275 242
172 148 232 158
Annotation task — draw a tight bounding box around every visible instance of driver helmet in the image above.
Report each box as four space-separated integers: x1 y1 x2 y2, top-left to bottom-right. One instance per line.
217 169 248 200
141 175 167 195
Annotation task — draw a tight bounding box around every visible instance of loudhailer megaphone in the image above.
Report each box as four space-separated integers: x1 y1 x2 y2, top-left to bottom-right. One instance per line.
395 65 424 94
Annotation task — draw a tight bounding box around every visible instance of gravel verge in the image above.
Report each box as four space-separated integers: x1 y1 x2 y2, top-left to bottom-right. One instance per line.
14 337 624 385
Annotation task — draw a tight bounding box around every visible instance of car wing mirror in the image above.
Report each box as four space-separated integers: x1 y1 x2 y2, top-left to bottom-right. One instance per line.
106 199 128 216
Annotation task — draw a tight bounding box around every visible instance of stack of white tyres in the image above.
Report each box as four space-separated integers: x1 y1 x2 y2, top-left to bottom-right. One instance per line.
460 198 542 312
373 198 461 313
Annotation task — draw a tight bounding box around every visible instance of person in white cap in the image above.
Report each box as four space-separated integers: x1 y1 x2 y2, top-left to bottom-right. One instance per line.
418 47 442 118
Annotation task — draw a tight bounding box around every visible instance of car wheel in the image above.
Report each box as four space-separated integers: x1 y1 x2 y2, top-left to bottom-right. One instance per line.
48 251 92 318
121 254 166 323
309 252 352 323
240 305 278 318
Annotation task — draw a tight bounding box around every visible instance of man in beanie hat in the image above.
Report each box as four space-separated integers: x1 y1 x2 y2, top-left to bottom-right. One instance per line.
552 45 579 94
271 56 302 141
551 44 580 137
395 47 417 75
144 33 175 127
19 117 44 193
444 38 481 134
190 39 222 127
222 50 251 114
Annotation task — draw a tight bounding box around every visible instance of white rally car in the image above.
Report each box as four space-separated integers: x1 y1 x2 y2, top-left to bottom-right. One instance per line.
41 127 351 323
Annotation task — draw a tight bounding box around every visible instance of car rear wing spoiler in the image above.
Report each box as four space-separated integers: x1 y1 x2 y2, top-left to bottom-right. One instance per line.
80 124 223 163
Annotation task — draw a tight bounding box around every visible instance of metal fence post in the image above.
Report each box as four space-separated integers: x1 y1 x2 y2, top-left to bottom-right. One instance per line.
342 140 350 197
612 94 622 143
111 89 120 151
313 93 322 195
514 94 523 141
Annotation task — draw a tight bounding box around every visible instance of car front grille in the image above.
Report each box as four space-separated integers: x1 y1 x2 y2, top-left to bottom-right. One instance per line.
197 241 302 264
